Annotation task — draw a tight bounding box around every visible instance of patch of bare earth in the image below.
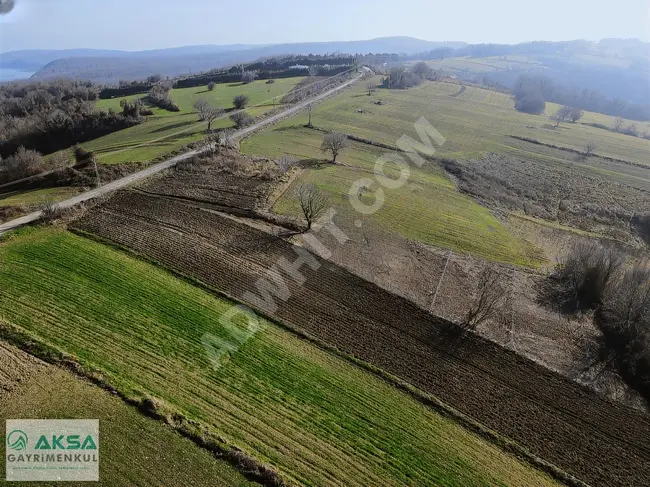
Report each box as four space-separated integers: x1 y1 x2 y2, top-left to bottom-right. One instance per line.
0 341 48 398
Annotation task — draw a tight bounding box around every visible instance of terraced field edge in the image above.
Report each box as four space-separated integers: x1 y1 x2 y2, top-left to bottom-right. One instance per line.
0 319 286 487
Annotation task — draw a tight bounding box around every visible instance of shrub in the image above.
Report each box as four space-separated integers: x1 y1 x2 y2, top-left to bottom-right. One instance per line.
548 242 625 313
596 266 650 402
147 86 180 112
229 111 253 128
515 91 546 114
277 155 298 173
38 197 63 223
50 151 70 169
2 146 45 179
241 71 258 84
208 82 216 91
266 79 275 84
73 145 94 164
233 95 250 109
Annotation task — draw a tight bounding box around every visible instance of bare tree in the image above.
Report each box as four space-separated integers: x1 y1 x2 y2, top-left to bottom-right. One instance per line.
241 71 258 84
320 132 349 163
554 105 572 127
570 107 584 123
298 184 330 231
463 266 507 330
208 81 216 91
613 117 624 132
233 95 250 109
193 98 224 131
306 103 314 127
366 81 376 96
277 155 298 174
584 142 596 157
308 65 320 77
625 123 639 137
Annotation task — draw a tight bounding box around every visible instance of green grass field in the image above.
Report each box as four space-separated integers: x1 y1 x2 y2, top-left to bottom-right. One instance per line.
0 226 561 487
0 186 80 208
78 78 304 164
241 77 650 265
0 357 255 487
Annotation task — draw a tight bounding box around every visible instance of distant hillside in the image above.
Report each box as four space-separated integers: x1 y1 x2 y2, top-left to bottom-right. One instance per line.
25 37 464 83
0 44 262 72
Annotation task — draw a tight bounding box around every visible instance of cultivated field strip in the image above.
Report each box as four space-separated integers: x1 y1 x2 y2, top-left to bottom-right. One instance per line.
1 228 564 487
74 191 650 487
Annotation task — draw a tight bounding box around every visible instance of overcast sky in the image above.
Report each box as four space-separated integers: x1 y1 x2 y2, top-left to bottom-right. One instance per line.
1 0 649 52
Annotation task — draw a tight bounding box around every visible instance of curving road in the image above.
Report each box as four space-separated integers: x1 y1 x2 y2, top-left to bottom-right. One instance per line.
0 68 369 235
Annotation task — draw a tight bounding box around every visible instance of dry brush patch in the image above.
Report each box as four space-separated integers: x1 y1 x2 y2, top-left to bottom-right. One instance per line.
446 152 650 244
74 192 650 487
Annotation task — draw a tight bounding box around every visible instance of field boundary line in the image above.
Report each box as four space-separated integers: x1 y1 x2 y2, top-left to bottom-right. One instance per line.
60 226 591 487
0 317 293 487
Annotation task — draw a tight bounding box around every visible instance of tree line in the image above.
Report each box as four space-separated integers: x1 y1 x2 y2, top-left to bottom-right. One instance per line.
0 79 141 163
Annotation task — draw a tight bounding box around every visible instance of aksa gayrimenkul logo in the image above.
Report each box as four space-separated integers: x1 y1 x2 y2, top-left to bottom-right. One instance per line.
6 420 99 482
6 430 28 451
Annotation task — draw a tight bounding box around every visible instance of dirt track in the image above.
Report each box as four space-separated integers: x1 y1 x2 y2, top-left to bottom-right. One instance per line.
73 190 650 487
0 68 367 236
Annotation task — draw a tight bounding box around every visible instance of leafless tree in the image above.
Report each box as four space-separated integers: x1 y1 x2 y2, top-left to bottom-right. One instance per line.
584 142 596 157
570 107 584 123
320 131 349 163
241 71 258 84
308 65 320 77
193 98 224 131
298 184 330 231
306 103 314 127
625 123 639 137
613 117 624 132
366 81 376 96
462 266 507 330
233 95 250 109
554 105 572 127
208 81 216 91
277 155 298 174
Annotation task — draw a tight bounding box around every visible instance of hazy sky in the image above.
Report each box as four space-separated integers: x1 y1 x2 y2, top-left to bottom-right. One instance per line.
1 0 649 52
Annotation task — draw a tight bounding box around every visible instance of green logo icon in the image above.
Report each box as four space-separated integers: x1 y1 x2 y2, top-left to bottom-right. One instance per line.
7 430 28 451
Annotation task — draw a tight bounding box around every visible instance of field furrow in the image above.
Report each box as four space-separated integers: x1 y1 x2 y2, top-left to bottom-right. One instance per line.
72 191 650 487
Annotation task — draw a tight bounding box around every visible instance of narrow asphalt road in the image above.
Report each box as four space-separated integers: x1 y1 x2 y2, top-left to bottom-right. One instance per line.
0 69 368 235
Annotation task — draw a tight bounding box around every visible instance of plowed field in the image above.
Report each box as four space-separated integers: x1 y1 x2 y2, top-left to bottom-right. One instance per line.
73 191 650 487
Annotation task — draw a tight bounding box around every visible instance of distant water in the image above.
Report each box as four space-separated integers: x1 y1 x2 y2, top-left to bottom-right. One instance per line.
0 68 35 83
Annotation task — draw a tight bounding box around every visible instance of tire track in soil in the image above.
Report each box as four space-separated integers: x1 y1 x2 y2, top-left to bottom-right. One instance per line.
73 190 650 487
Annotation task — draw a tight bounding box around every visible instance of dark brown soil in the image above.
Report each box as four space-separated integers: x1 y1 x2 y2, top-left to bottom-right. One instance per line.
74 190 650 487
